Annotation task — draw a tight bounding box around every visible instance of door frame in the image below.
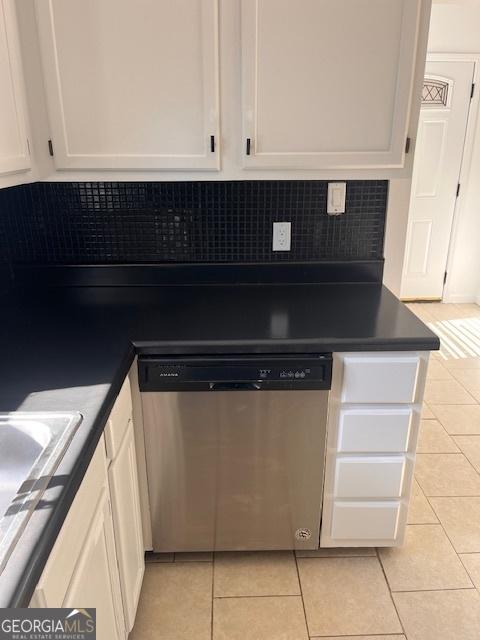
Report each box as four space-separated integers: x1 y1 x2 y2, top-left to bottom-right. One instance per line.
421 53 480 302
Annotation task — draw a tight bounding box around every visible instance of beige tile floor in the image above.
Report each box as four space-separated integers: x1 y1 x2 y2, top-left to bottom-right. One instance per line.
131 303 480 640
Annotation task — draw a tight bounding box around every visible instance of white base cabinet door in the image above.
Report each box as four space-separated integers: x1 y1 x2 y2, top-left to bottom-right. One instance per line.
35 0 220 170
31 437 126 640
63 489 126 640
108 420 144 632
241 0 423 170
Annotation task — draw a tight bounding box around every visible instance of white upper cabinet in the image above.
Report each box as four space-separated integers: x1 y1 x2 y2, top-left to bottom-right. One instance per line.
35 0 220 170
241 0 422 170
0 0 30 175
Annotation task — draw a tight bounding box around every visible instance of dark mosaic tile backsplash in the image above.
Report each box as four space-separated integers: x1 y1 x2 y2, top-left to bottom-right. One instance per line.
0 180 388 264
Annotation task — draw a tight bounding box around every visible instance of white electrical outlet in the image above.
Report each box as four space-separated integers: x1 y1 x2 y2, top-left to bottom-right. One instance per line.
272 222 291 251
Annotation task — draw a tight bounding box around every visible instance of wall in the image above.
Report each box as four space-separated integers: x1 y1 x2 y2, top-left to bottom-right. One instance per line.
5 0 433 294
428 1 480 54
426 0 480 302
382 180 415 295
0 180 388 266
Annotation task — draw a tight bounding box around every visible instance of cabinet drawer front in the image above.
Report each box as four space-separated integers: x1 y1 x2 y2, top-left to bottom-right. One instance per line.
105 377 132 461
338 408 413 453
341 355 419 404
331 501 401 540
334 456 406 498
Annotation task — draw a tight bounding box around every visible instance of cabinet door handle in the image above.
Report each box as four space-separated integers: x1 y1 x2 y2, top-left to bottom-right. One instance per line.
210 135 215 153
246 138 251 155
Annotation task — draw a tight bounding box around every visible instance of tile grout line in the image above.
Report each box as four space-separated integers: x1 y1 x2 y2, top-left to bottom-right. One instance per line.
424 360 480 482
390 586 476 593
210 553 215 640
411 494 480 498
294 551 312 639
462 453 480 480
426 402 480 406
458 554 480 587
310 634 407 639
213 593 303 600
424 493 470 562
416 451 467 455
400 519 474 590
375 547 407 637
423 365 480 564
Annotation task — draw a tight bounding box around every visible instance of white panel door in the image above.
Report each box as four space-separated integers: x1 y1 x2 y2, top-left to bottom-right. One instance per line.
0 0 30 175
241 0 421 170
35 0 219 170
402 61 474 300
63 489 126 640
109 421 144 632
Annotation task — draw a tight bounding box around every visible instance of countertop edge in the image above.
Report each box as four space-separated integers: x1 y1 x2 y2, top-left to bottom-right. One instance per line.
5 336 440 607
3 345 135 608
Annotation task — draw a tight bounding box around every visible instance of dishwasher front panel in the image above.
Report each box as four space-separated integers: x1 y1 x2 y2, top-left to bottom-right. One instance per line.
142 389 328 551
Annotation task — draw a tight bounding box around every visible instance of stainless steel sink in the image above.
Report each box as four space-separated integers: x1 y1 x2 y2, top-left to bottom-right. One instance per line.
0 412 82 573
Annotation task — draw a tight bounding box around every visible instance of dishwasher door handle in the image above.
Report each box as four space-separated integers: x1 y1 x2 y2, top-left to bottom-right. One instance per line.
209 381 262 391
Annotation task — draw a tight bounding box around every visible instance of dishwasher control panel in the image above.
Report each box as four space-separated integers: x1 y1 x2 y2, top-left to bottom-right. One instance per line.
138 354 332 391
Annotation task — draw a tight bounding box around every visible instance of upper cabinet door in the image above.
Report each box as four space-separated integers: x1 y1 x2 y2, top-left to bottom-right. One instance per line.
0 0 30 175
35 0 220 170
241 0 421 170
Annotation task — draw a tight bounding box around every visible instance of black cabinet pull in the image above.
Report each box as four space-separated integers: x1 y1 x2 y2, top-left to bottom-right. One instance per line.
210 135 215 153
246 138 251 155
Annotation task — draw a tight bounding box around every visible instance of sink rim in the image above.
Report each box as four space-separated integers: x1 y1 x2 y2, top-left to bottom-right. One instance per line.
0 412 83 574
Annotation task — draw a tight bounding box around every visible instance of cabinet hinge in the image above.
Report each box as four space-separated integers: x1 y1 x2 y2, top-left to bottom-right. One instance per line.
471 83 475 100
443 271 448 285
48 139 54 156
456 183 461 198
405 137 411 154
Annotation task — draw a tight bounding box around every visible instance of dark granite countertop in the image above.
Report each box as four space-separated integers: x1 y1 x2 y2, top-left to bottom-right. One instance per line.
0 282 439 606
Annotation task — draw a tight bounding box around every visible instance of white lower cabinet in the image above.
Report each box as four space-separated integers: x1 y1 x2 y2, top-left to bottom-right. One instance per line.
108 420 144 632
62 488 125 640
321 351 429 547
31 378 145 639
31 437 126 640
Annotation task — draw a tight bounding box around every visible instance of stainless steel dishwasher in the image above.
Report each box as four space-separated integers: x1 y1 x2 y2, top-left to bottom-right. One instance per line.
138 354 332 552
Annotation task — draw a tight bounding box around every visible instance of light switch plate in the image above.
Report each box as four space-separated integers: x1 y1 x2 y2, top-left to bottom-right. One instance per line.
327 182 346 215
272 222 291 251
